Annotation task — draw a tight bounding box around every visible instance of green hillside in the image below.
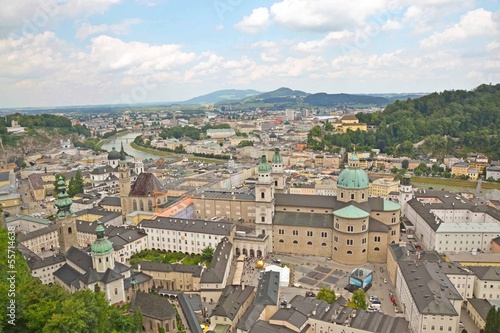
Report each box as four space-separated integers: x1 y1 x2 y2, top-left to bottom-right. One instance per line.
309 84 500 160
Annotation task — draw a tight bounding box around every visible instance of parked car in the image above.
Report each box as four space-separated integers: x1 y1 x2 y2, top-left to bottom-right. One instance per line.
369 296 379 302
273 259 282 264
305 291 316 297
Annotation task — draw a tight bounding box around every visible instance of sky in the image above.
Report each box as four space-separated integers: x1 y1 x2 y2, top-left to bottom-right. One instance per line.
0 0 499 108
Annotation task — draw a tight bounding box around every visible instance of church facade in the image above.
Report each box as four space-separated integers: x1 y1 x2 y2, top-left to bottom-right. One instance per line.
193 150 401 265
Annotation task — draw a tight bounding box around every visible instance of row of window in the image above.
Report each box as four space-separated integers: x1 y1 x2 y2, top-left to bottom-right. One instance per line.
277 229 328 237
422 325 453 331
332 247 379 253
340 192 366 200
277 239 327 246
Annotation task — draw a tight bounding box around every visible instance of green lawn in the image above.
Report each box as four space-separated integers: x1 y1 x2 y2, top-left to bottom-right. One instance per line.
411 176 500 190
130 249 186 265
181 254 202 265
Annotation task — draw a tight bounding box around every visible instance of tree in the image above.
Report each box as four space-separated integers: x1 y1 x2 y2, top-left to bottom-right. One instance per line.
68 171 84 197
237 140 254 148
324 122 334 131
201 246 214 263
483 305 500 333
402 159 409 169
316 286 336 304
351 289 368 310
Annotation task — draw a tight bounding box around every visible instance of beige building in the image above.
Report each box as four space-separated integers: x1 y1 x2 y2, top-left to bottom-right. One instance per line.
334 115 368 133
130 292 178 333
369 178 400 199
133 262 203 292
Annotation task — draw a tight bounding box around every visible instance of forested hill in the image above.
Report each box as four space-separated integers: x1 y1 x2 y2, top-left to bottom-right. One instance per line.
309 84 500 160
356 84 500 159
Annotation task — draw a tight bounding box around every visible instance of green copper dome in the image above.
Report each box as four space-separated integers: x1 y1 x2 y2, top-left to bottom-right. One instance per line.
337 152 369 189
258 154 271 173
91 221 114 255
271 147 283 164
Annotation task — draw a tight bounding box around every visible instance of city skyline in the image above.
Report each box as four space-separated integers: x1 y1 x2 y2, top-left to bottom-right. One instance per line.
0 0 499 108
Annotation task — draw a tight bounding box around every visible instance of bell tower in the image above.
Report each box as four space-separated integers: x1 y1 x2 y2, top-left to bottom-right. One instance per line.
399 173 414 217
55 176 77 253
255 154 274 252
271 147 285 192
119 159 131 220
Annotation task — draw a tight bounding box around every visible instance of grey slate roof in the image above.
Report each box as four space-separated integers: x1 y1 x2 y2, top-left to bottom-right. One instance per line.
270 308 308 329
65 246 93 272
99 196 121 206
468 266 500 281
20 245 66 271
236 304 265 331
248 320 301 333
273 211 333 228
17 223 58 242
178 293 203 333
467 298 491 321
255 271 280 305
133 261 203 277
0 171 10 182
201 190 255 201
367 217 389 233
124 272 152 290
201 238 233 284
140 217 234 236
129 291 176 321
210 285 255 320
53 263 81 290
398 261 461 316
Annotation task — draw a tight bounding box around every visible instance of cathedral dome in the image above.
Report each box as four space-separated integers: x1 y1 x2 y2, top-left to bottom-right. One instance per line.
258 154 271 173
91 222 114 255
108 147 121 160
337 152 369 189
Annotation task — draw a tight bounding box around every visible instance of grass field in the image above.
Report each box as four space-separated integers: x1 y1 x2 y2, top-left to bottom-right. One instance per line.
411 176 500 190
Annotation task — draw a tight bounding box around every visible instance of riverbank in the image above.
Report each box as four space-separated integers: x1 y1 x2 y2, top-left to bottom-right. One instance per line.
130 142 226 164
96 130 130 149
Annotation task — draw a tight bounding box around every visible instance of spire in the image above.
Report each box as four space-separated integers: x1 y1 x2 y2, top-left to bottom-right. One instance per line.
258 154 271 173
55 176 73 219
272 147 283 164
91 221 114 256
119 142 127 161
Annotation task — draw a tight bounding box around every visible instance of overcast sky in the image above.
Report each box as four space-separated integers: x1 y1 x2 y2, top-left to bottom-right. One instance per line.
1 0 499 107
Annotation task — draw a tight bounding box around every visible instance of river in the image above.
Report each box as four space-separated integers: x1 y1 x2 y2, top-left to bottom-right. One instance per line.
101 132 160 160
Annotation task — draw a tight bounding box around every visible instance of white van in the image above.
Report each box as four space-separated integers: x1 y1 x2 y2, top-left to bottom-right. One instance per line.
368 303 381 311
407 234 415 239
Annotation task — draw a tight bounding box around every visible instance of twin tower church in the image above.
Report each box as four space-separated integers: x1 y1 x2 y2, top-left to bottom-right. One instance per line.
193 149 401 265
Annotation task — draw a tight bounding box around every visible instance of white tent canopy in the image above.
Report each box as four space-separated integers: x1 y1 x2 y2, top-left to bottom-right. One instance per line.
265 264 290 287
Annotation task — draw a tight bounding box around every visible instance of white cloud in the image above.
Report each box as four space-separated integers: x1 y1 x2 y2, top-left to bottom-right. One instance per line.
0 0 122 37
295 30 354 52
382 19 402 31
402 0 475 33
234 7 270 34
269 0 392 32
215 24 224 31
76 18 141 39
420 9 497 47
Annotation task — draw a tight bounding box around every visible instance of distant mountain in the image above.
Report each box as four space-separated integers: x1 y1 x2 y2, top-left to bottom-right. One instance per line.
304 93 389 107
181 89 261 105
368 93 429 103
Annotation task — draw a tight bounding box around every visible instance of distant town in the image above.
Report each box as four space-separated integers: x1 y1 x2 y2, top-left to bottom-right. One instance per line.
1 86 500 333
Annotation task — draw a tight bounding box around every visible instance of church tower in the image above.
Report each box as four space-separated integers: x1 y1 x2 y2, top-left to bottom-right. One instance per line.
399 173 414 217
91 221 115 273
271 147 285 192
255 154 274 252
119 157 131 220
55 176 77 253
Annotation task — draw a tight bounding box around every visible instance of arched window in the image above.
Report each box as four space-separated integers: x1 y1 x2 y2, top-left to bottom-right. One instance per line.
333 247 338 251
362 193 365 199
275 181 278 186
133 199 137 211
374 247 380 251
340 192 344 199
68 227 72 234
350 194 355 200
307 241 312 245
261 192 265 199
279 239 284 243
321 243 327 247
148 200 153 212
362 249 366 253
293 240 298 244
347 250 352 254
139 201 144 211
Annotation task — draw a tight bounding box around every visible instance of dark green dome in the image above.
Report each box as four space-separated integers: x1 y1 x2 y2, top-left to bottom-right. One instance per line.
337 152 369 189
258 154 271 173
271 147 283 164
108 147 121 160
91 221 114 255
